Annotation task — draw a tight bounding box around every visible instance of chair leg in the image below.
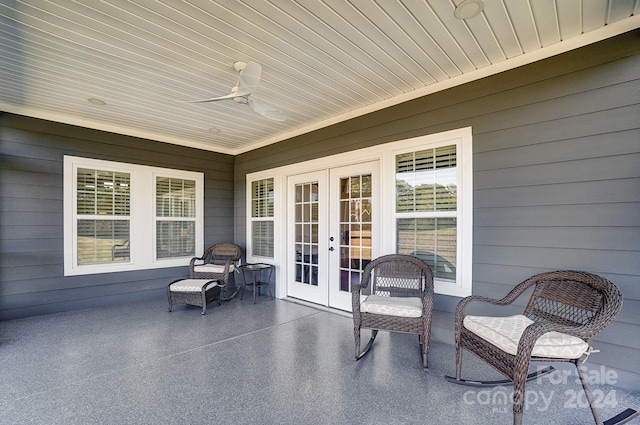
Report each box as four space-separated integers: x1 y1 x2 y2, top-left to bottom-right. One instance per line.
354 324 361 360
420 329 431 368
513 412 523 425
575 362 640 425
455 342 463 379
511 358 529 425
577 363 605 425
355 329 378 361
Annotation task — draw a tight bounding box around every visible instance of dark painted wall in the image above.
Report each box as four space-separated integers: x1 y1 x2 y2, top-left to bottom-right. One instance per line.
235 31 640 389
0 115 235 320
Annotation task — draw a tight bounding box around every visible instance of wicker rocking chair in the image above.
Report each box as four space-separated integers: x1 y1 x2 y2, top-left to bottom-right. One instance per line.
445 270 638 425
189 243 242 301
352 254 434 368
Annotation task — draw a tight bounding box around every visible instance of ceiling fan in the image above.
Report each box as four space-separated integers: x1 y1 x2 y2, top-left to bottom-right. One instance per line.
184 61 286 121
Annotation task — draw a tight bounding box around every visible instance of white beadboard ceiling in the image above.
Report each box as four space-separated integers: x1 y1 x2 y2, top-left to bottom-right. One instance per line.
1 1 639 155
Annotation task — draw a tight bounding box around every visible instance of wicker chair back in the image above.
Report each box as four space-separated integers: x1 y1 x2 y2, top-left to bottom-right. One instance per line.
522 271 623 339
353 254 434 368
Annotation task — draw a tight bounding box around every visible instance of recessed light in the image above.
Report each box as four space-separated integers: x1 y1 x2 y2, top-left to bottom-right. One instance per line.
454 0 485 20
208 127 221 133
87 98 106 105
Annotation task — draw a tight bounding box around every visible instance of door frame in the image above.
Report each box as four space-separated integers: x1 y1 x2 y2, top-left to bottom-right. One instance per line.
282 161 380 310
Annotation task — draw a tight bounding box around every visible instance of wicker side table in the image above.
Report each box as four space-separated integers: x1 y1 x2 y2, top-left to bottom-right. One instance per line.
239 263 274 304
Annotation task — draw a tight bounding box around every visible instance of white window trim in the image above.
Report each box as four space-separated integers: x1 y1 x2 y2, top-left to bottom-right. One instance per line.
246 173 282 263
383 130 473 297
248 178 275 259
64 156 204 276
246 127 473 298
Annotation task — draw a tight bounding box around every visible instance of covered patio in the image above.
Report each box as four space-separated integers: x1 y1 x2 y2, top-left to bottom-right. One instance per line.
1 295 638 424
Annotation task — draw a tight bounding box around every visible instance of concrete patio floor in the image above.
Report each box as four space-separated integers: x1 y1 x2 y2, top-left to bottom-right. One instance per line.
1 294 638 424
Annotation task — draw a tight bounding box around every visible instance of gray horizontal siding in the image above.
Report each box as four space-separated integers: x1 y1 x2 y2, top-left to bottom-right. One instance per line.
235 31 640 389
0 115 235 320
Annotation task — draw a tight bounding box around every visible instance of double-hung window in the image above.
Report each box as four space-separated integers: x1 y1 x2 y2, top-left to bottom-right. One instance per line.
76 167 131 265
396 146 457 280
155 177 197 259
390 129 472 297
64 156 203 275
250 178 274 258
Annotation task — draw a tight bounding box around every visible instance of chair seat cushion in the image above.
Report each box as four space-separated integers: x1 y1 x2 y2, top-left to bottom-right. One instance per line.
169 279 218 293
463 314 589 359
193 264 235 273
360 295 423 318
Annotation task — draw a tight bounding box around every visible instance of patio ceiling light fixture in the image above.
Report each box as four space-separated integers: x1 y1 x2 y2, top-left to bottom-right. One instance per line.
87 97 106 105
454 0 485 19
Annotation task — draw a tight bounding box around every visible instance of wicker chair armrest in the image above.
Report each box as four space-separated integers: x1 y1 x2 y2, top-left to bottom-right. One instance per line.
352 284 363 311
454 292 526 335
221 259 232 281
351 283 364 294
455 278 538 320
514 321 590 363
189 255 206 268
455 295 510 318
422 289 434 316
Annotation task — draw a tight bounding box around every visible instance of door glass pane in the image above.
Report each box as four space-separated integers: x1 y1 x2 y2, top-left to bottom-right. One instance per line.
294 181 319 286
339 174 372 293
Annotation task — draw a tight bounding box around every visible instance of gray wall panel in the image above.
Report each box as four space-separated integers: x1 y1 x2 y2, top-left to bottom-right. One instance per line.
475 180 640 207
475 155 640 189
477 106 640 153
0 115 234 320
475 129 640 170
474 203 640 227
234 31 640 389
473 246 639 275
619 299 640 324
474 227 640 252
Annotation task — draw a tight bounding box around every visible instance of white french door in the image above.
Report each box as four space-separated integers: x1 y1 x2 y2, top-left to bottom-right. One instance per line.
286 170 328 305
286 161 379 311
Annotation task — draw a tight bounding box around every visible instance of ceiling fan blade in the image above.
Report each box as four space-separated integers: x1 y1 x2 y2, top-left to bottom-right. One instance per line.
180 92 239 103
237 61 261 94
182 61 261 103
248 98 287 121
